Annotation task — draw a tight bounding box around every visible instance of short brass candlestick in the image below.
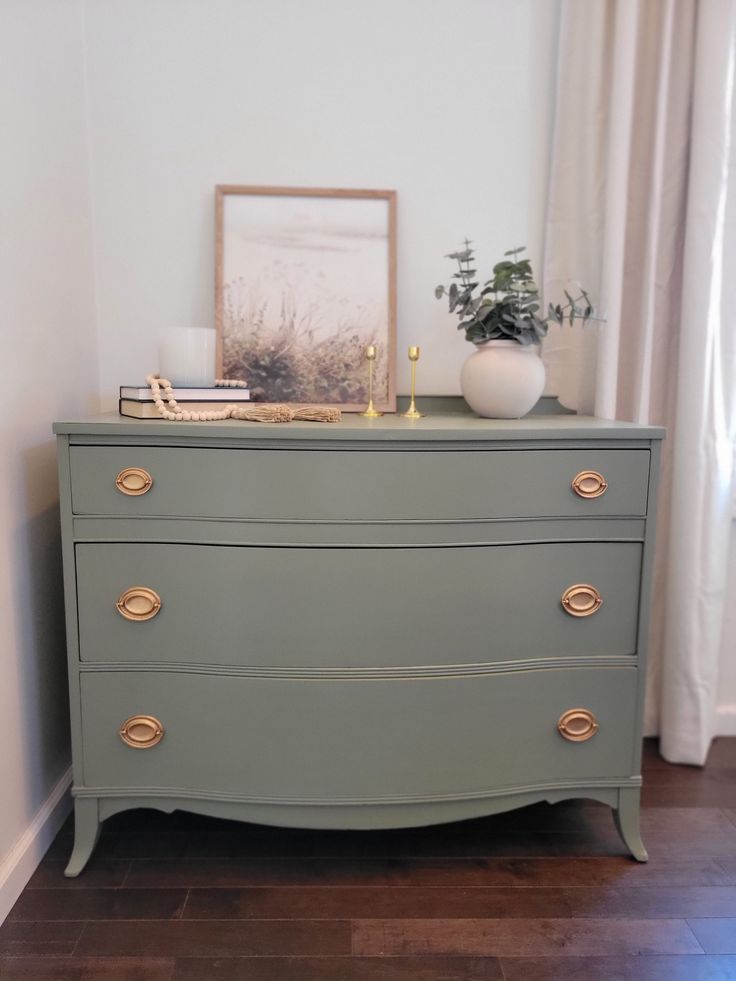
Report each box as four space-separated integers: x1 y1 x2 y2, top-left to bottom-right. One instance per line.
403 345 424 419
361 344 383 418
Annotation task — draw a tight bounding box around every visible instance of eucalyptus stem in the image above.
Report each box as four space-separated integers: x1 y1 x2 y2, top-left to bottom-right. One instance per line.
435 243 599 347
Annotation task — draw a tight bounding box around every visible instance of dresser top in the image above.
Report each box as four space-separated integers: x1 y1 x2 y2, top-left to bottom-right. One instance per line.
53 411 664 443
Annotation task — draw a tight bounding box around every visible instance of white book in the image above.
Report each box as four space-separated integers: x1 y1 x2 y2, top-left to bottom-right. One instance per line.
120 399 250 419
120 385 250 402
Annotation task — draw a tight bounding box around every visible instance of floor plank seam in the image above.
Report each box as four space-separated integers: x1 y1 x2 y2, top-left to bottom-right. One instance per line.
721 808 736 831
119 859 133 888
177 887 190 920
69 921 88 958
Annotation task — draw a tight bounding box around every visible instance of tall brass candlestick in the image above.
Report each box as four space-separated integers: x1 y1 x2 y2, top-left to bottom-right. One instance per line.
360 344 383 418
403 345 424 419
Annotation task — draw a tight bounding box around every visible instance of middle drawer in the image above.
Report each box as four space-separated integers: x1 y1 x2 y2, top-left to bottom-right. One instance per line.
76 542 642 668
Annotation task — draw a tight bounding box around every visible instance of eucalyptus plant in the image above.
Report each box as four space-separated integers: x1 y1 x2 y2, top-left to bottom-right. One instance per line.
435 241 596 346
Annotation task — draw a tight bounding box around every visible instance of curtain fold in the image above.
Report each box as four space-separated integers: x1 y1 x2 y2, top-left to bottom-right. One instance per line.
543 0 736 763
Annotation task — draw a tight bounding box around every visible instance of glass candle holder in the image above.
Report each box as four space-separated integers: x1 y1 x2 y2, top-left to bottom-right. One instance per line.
158 328 216 387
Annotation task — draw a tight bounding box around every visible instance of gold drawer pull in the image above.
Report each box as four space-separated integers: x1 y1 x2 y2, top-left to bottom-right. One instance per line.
119 715 164 749
558 708 599 742
115 467 153 496
572 470 607 499
561 583 602 617
116 586 162 622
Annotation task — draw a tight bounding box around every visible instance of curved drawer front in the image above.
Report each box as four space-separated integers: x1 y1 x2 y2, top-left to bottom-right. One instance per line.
76 541 642 668
80 667 638 799
69 446 650 520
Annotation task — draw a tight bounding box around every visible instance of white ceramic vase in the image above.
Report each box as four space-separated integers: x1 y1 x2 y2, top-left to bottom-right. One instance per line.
460 339 546 419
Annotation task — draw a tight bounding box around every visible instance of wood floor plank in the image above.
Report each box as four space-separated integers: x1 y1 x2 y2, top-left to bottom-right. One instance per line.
500 955 736 980
707 740 736 768
642 785 736 808
718 857 736 881
27 860 130 889
688 919 736 954
644 768 736 788
351 917 704 956
181 884 736 920
0 921 84 957
0 957 175 980
124 855 733 889
74 920 351 958
8 888 187 921
171 956 504 980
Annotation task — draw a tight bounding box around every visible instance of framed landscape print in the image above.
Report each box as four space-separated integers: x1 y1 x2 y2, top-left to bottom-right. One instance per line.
216 186 397 412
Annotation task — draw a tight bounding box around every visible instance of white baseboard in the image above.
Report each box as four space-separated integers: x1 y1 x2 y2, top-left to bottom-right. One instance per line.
0 766 73 925
715 705 736 737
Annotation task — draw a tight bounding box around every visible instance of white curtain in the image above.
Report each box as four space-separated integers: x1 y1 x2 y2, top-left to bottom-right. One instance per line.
543 0 736 763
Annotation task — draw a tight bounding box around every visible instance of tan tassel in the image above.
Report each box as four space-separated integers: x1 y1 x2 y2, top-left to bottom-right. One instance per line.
229 404 294 423
293 405 342 423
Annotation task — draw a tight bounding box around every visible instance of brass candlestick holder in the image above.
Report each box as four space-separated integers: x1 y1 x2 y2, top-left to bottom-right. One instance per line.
361 344 383 417
402 346 424 419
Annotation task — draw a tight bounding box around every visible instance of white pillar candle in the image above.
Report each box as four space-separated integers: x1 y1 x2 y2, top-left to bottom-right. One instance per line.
158 328 216 387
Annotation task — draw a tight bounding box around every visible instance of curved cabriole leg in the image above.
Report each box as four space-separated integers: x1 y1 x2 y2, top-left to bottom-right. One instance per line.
65 798 101 877
613 786 648 862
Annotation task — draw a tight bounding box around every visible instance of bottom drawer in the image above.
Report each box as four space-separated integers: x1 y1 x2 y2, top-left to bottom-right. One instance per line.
80 667 639 801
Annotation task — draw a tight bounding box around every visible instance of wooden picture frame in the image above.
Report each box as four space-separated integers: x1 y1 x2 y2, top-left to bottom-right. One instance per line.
215 185 397 412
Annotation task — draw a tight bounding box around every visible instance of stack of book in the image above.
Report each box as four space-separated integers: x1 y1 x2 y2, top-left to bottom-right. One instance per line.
119 385 251 418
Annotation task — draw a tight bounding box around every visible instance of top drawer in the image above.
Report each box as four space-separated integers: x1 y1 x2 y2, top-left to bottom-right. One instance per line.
68 445 650 521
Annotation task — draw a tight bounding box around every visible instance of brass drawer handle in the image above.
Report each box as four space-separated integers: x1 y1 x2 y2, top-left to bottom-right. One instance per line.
115 467 153 496
116 586 162 622
558 708 599 742
561 583 602 617
119 715 164 749
572 470 607 499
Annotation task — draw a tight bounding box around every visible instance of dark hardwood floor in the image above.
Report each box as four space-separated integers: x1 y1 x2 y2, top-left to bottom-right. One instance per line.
2 738 736 980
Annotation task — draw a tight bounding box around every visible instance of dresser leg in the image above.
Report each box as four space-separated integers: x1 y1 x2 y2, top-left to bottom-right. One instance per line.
65 798 101 877
613 787 648 862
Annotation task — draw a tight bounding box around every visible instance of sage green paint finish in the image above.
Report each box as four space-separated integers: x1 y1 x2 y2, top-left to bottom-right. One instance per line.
54 411 664 873
70 445 650 521
76 541 642 668
92 785 628 829
80 667 638 800
72 515 647 547
393 395 575 416
54 408 665 442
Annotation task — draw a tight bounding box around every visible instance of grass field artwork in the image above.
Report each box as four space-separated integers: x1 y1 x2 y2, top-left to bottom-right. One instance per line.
216 186 396 411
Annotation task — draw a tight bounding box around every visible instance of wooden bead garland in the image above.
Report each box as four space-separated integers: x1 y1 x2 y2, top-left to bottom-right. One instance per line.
145 374 341 424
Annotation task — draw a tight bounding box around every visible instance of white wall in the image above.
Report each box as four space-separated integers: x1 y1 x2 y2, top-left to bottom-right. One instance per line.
0 0 99 919
83 0 560 405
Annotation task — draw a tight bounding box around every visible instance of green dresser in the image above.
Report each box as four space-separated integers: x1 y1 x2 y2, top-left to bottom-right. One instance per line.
54 407 664 875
